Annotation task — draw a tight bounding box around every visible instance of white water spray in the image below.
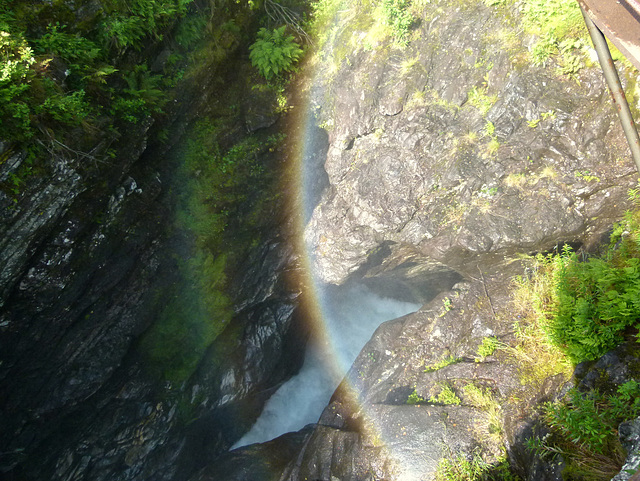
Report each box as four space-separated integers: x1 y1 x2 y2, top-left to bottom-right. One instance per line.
233 282 419 448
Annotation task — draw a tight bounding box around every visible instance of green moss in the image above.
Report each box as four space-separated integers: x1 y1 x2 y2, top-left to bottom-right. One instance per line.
476 336 500 361
407 389 425 404
139 113 284 384
424 355 459 372
429 383 461 405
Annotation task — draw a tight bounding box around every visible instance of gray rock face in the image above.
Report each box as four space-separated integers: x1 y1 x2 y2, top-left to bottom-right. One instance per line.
277 267 538 480
305 2 636 286
0 63 303 481
612 418 640 481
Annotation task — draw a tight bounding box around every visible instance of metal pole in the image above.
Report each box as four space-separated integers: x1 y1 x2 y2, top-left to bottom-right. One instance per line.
580 4 640 173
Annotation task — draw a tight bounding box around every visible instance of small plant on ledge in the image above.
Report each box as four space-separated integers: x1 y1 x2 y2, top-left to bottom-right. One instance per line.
249 26 302 81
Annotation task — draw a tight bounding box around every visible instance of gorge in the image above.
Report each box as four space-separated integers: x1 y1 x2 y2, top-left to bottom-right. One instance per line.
2 0 640 480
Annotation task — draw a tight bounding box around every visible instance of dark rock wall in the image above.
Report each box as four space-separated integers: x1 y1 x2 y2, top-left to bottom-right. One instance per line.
0 28 305 481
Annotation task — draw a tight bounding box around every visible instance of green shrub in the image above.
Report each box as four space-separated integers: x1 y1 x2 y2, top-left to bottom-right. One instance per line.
0 22 35 139
476 336 500 361
249 26 302 80
527 381 640 479
547 243 640 363
381 0 413 44
544 383 640 453
100 0 192 51
430 383 461 405
41 90 90 125
514 201 640 365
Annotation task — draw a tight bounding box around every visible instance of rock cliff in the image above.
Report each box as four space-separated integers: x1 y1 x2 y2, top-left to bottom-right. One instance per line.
194 0 640 479
3 0 640 479
0 2 308 479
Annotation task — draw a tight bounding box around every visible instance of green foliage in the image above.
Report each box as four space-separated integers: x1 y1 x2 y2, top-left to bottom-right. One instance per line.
41 89 90 125
520 0 587 68
463 383 503 442
429 383 461 405
100 0 192 52
249 26 302 80
436 450 518 481
36 23 103 73
407 389 425 404
175 14 208 49
545 382 640 454
424 355 460 372
484 0 588 73
438 296 454 317
512 200 640 366
381 0 413 45
0 17 35 139
468 86 497 116
574 170 601 183
476 336 500 360
0 25 34 82
547 242 640 363
110 63 167 122
527 381 640 479
484 121 496 137
512 202 640 478
0 0 216 146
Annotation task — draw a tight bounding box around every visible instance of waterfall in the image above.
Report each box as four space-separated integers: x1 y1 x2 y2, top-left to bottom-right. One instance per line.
233 282 419 448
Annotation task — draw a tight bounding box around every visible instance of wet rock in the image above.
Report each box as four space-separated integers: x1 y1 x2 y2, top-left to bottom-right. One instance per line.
243 71 281 133
305 0 637 286
0 60 304 481
575 342 640 394
269 265 546 480
612 418 640 481
190 427 313 481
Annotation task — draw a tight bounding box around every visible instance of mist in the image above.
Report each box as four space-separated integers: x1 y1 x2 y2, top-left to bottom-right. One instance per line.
233 282 420 448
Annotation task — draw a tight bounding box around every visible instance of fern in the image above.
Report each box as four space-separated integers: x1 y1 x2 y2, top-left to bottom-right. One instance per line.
546 231 640 363
249 26 302 80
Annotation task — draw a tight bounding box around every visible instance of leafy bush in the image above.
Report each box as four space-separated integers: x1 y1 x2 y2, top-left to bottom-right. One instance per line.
527 381 640 479
100 0 192 52
249 26 302 80
110 64 167 122
545 382 640 453
0 22 35 139
512 201 640 365
547 242 640 363
41 89 90 125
